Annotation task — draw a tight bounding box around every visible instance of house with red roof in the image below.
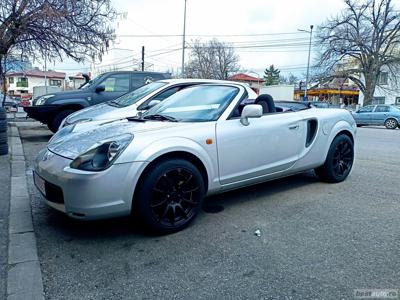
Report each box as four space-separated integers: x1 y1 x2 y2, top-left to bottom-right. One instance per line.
228 73 264 94
6 68 66 98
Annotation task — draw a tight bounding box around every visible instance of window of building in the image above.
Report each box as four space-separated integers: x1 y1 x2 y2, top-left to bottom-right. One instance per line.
16 77 28 87
375 105 390 112
50 79 62 86
378 72 388 85
8 77 14 84
102 74 130 92
372 96 385 104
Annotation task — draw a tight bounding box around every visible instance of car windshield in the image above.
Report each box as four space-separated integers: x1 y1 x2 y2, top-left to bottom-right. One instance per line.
110 81 167 107
79 74 103 90
142 85 239 122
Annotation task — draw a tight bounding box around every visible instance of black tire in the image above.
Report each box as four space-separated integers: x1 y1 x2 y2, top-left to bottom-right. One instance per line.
48 110 75 133
0 107 6 120
0 119 7 132
0 132 7 144
384 118 398 130
315 134 354 183
0 143 8 156
135 159 205 234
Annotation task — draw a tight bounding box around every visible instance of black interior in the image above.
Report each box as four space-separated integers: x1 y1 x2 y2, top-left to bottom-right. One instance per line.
230 94 309 118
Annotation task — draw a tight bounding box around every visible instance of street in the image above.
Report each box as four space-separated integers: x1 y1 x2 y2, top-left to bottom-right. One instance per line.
20 125 400 300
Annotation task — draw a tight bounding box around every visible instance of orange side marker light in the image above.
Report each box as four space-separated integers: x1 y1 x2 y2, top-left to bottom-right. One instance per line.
206 138 213 145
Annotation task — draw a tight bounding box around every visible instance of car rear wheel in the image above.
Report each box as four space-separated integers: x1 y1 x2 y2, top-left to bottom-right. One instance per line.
135 159 205 234
384 118 398 129
315 134 354 183
48 110 75 133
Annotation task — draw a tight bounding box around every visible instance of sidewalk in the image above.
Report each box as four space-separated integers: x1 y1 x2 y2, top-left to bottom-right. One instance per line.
1 123 44 300
0 149 11 300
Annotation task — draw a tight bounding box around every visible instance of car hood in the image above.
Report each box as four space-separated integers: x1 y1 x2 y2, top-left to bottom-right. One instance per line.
66 102 139 124
48 120 185 159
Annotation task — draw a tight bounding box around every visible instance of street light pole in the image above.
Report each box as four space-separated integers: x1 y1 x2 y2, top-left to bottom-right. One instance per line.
181 0 187 78
298 25 313 102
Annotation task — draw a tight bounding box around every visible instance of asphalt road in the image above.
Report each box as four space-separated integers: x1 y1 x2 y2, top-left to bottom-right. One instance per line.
20 124 400 300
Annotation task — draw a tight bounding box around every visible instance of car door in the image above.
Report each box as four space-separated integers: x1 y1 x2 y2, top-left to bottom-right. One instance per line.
216 112 306 185
354 105 375 125
92 73 130 104
371 105 390 125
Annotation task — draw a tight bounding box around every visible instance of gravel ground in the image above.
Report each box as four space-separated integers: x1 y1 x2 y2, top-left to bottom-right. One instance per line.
20 125 400 300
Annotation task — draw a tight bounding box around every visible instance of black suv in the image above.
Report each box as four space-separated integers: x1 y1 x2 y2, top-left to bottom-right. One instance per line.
24 71 171 132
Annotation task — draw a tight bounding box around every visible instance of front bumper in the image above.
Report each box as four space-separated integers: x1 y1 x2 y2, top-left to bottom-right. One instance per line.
34 149 148 220
24 105 60 124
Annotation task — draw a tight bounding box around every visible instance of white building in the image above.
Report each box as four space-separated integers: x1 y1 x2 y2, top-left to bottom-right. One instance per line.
358 66 400 106
6 69 66 98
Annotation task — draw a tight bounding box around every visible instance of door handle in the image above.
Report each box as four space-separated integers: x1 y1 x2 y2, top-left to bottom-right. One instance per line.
288 124 299 130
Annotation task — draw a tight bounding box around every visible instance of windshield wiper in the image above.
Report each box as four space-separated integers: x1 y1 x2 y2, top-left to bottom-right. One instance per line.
143 114 179 122
107 99 122 107
126 116 146 122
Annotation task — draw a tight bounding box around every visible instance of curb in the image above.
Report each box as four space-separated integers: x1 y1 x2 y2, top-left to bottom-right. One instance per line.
7 123 45 300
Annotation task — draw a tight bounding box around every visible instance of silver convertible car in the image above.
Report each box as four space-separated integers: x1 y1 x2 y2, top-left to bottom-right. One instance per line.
34 83 356 234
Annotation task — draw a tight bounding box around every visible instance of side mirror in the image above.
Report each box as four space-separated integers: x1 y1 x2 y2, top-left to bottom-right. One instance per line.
240 104 262 126
95 85 105 93
146 100 161 109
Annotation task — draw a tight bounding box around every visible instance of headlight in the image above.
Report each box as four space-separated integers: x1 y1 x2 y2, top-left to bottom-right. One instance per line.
70 134 133 171
35 94 55 105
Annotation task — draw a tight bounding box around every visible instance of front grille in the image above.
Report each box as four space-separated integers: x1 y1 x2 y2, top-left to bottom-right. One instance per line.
45 181 64 204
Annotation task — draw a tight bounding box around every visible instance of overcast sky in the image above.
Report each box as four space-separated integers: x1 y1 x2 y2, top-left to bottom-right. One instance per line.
46 0 349 78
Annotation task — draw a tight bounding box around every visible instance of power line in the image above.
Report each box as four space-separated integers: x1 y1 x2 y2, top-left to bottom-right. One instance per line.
117 31 316 38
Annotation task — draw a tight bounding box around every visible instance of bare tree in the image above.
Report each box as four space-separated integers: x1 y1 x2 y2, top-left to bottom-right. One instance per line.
185 39 240 79
280 73 299 85
316 0 400 105
0 0 116 105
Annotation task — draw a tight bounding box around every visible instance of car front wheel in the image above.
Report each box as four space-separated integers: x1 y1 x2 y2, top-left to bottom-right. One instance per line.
135 159 205 234
315 134 354 183
48 110 75 133
384 118 398 129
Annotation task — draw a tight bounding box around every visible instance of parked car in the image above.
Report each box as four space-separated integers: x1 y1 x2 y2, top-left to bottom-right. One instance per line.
59 79 258 132
24 71 171 132
352 104 400 129
0 93 18 112
311 101 330 108
34 83 356 234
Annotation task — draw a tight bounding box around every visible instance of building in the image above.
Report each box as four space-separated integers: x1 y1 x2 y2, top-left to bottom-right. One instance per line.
229 73 264 94
68 73 88 89
6 69 66 98
358 66 400 106
294 77 360 108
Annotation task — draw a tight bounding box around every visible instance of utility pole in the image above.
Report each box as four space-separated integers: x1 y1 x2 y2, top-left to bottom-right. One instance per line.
298 25 313 102
141 46 145 72
44 52 48 94
181 0 187 78
305 25 314 102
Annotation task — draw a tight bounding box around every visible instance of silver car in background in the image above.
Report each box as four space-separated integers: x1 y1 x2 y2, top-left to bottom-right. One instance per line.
34 83 356 234
60 79 257 130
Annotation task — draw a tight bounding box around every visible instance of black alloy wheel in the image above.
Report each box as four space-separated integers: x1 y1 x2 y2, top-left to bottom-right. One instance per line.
315 134 354 183
331 139 353 178
135 159 205 234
